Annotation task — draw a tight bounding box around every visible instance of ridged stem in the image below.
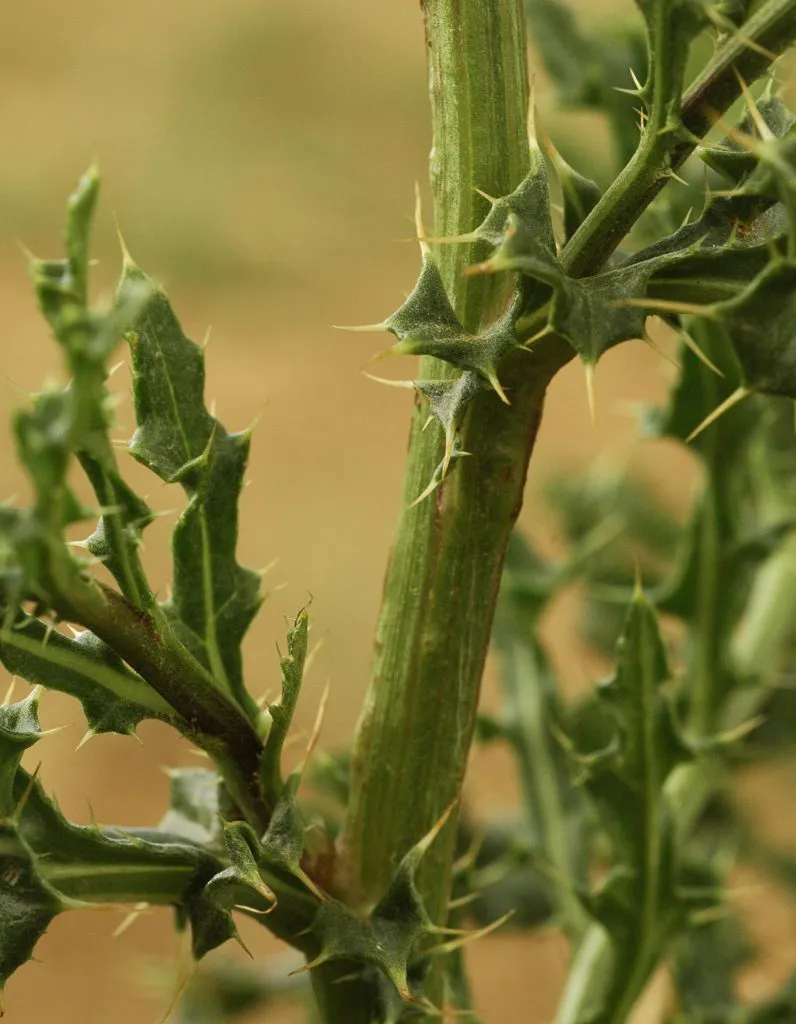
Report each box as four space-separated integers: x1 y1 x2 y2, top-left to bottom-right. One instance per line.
339 0 570 1015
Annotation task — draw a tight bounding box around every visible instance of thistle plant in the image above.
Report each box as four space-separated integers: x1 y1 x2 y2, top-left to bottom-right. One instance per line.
4 1 796 1022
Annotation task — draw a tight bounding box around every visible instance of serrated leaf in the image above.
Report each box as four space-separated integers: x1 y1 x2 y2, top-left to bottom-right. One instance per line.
260 772 322 901
299 811 451 1002
0 760 228 1002
204 821 276 917
0 693 41 818
549 261 652 365
77 451 155 608
467 156 558 281
0 823 64 997
0 615 173 736
699 96 796 185
384 257 521 400
711 260 796 397
259 612 308 807
123 261 261 705
563 593 692 1022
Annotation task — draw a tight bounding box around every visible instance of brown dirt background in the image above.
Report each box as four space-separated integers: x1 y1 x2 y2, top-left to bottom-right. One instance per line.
1 1 793 1021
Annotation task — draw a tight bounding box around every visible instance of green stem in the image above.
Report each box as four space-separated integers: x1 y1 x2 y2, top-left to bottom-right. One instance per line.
337 1 573 1017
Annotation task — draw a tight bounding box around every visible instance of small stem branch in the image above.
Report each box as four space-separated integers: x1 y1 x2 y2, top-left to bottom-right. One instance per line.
53 581 269 832
562 0 796 279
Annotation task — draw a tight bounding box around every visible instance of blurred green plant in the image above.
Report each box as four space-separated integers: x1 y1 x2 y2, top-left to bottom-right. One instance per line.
3 1 796 1023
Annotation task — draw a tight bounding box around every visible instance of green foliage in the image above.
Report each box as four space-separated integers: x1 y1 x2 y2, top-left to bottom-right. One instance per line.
5 1 796 1023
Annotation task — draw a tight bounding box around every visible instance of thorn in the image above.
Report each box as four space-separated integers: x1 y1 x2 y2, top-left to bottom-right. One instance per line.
415 799 458 859
447 891 481 911
75 729 96 752
632 555 644 599
584 362 596 425
679 330 725 377
704 104 761 155
201 325 212 351
441 430 454 479
614 296 711 318
12 762 41 822
297 680 331 775
473 186 499 204
461 258 495 278
429 910 515 957
156 954 197 1024
39 724 70 740
629 66 644 92
679 206 694 229
303 635 327 677
3 677 17 706
686 386 750 442
290 955 326 978
113 903 150 938
640 330 681 370
420 231 480 245
666 169 690 187
485 370 510 405
453 829 485 876
232 930 254 959
408 476 442 509
414 182 430 258
257 557 280 578
733 67 775 139
527 74 538 145
113 215 135 270
331 322 389 334
361 372 415 390
522 323 554 348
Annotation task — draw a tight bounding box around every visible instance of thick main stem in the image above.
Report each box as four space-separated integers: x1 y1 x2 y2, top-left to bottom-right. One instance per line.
342 0 567 982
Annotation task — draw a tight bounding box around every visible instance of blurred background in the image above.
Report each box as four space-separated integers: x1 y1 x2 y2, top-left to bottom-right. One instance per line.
1 1 792 1021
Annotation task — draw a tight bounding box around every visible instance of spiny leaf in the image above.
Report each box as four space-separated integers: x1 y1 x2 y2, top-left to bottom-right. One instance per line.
0 615 174 737
463 156 558 281
382 259 519 402
0 693 41 819
77 452 155 608
260 611 308 808
414 372 488 476
298 808 453 1002
699 95 795 185
123 260 262 706
711 259 796 397
548 260 653 366
0 758 229 1003
260 772 324 902
564 592 693 1021
493 545 590 936
203 821 276 920
0 823 65 999
644 322 796 724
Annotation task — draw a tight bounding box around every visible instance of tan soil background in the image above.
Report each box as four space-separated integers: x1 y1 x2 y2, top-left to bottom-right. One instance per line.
1 1 794 1021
